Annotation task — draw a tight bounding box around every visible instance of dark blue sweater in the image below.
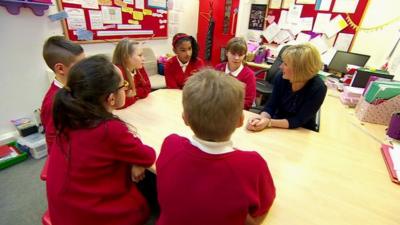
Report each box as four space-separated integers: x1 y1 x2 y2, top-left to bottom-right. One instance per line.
263 73 327 130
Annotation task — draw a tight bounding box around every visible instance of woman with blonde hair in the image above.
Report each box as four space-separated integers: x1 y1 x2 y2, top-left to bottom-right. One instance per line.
247 44 327 131
113 39 151 109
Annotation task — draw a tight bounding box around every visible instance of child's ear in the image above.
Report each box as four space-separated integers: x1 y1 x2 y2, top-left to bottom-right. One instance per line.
237 113 244 128
182 112 190 126
106 93 116 107
54 63 66 76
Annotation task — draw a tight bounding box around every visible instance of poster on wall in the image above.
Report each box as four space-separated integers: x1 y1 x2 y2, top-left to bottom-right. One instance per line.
248 4 267 30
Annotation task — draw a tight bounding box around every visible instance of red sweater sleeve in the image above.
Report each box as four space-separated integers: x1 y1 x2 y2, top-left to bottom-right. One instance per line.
164 57 179 89
134 68 151 99
107 120 156 167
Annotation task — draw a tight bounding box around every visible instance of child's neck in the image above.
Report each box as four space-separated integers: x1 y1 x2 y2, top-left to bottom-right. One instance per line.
54 75 67 86
227 63 241 72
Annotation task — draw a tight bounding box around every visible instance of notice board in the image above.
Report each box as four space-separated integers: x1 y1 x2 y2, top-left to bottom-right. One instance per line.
56 0 168 43
265 0 370 51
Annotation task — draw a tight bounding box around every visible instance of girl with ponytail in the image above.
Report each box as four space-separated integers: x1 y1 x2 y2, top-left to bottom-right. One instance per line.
47 55 156 225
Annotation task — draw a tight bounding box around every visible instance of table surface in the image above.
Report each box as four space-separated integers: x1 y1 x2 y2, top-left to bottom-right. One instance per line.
115 89 400 225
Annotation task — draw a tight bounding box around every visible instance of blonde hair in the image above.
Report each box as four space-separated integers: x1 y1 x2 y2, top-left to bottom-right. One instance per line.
112 38 140 92
182 69 244 141
281 44 323 83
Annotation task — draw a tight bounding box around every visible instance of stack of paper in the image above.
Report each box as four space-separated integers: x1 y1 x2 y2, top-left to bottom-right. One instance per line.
365 81 400 103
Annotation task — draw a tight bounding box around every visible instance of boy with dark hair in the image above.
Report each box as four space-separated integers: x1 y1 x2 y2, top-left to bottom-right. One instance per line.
156 69 276 225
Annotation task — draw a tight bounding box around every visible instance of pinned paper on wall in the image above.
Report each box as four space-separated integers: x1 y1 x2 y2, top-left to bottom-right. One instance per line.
101 6 122 24
296 32 311 43
334 33 354 51
48 11 68 21
65 8 86 30
332 0 359 13
76 29 93 40
81 0 98 9
98 0 112 5
310 35 329 54
103 24 117 29
282 0 295 9
278 10 289 29
270 0 282 9
123 0 133 4
88 10 103 30
273 30 294 44
315 0 332 11
287 4 302 23
148 0 167 9
143 9 152 15
296 0 316 4
135 0 144 9
128 19 139 24
160 25 165 29
118 24 142 29
122 6 133 13
263 22 281 43
132 11 144 20
159 19 167 24
62 0 81 4
300 17 313 31
114 0 128 7
312 13 331 33
325 14 348 38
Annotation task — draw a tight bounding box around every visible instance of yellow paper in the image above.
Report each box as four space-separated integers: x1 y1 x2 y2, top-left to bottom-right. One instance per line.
98 0 112 5
132 11 144 21
143 9 152 16
122 6 133 13
128 19 139 25
114 0 127 7
339 19 347 28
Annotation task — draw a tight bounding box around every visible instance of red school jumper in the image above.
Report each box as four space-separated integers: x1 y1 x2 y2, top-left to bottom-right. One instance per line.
46 120 156 225
156 134 276 225
164 56 205 89
215 63 256 110
117 65 151 109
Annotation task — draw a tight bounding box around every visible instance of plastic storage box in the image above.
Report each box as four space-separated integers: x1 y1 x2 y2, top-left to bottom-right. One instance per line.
17 133 47 159
0 142 29 170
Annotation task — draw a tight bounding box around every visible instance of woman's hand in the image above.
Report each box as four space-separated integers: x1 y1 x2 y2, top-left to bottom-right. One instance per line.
247 116 269 131
131 165 146 182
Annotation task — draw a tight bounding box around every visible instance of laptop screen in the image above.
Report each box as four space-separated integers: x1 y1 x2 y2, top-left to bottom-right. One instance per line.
328 51 370 74
350 69 394 88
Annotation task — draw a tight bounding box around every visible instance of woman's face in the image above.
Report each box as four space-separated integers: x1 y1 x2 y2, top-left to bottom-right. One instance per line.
174 40 192 64
227 51 245 70
280 59 294 81
127 47 144 70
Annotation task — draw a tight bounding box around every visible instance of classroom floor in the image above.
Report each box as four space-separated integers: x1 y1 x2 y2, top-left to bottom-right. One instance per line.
0 157 47 225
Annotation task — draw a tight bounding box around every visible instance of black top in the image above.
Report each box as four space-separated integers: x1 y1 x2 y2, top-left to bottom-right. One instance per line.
263 73 327 130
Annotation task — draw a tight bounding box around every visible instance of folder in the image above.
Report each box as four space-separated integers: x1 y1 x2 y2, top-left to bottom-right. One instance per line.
365 81 400 103
381 144 400 184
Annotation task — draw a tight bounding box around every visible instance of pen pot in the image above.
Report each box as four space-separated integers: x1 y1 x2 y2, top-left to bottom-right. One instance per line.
387 112 400 140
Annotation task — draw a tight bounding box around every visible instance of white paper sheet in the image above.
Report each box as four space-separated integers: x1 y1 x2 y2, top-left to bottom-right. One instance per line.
332 0 359 13
296 32 311 43
334 33 354 51
313 13 331 34
81 0 98 9
65 8 86 30
101 6 122 24
287 4 303 23
321 48 337 65
62 0 81 4
325 15 348 38
263 22 281 43
300 17 313 31
278 10 289 29
117 24 142 29
88 10 103 30
273 30 293 44
135 0 144 9
148 0 166 9
270 0 282 9
310 35 329 54
282 0 295 9
315 0 332 11
97 30 153 36
296 0 316 4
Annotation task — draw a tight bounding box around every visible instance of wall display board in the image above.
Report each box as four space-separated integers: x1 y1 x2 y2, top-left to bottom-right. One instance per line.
56 0 168 43
264 0 370 51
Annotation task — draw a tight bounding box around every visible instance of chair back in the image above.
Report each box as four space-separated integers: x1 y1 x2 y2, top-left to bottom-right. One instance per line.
266 45 291 84
142 47 158 75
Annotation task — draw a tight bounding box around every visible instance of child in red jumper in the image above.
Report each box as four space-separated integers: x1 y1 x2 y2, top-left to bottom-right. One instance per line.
156 69 276 225
113 39 151 109
47 55 156 225
164 33 205 89
41 36 85 153
215 37 256 110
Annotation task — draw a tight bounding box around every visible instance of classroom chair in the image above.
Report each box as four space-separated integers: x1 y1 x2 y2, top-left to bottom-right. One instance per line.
251 45 291 112
142 47 167 90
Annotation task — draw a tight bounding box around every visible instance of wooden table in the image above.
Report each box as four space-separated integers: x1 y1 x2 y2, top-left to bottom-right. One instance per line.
115 89 400 225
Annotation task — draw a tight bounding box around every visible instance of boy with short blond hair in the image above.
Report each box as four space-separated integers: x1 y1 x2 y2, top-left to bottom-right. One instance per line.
156 69 276 225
